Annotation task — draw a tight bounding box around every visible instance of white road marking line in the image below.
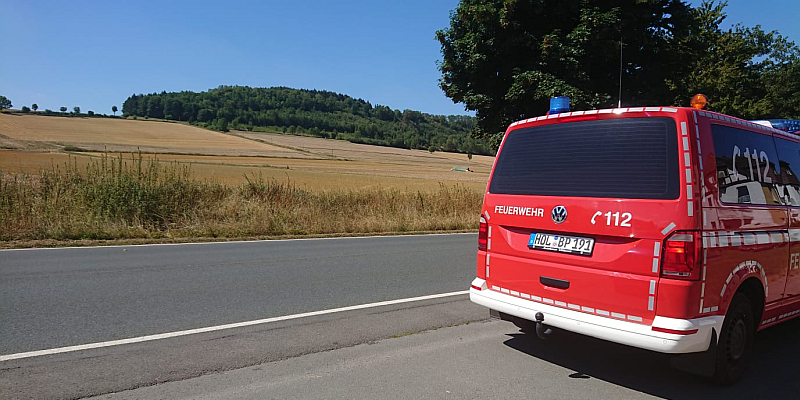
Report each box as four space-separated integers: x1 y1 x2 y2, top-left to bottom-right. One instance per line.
0 232 476 252
0 290 469 362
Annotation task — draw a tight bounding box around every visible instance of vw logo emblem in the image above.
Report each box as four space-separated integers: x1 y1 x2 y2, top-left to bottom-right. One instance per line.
551 206 567 224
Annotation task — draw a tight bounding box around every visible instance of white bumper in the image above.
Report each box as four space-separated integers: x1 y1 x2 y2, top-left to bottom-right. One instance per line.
470 278 723 354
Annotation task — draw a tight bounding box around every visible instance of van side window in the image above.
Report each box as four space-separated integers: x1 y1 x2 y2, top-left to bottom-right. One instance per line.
775 137 800 206
712 124 782 206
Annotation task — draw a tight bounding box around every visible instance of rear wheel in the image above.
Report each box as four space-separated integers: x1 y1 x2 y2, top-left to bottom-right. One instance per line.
713 293 755 385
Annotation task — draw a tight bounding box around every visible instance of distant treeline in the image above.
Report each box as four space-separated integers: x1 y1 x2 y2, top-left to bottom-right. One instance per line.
122 86 490 155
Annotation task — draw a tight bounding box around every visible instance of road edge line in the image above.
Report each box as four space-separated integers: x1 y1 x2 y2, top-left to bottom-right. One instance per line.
0 232 475 252
0 290 470 362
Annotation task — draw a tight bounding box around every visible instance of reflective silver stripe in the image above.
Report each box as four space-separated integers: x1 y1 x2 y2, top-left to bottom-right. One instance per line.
648 296 655 311
661 223 676 235
649 280 656 295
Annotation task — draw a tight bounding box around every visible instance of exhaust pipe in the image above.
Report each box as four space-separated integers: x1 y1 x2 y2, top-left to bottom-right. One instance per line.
535 312 552 339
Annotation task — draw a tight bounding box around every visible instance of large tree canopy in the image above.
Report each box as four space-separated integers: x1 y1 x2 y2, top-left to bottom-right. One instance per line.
437 0 800 146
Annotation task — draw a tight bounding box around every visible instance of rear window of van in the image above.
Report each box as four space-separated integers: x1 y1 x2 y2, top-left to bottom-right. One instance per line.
489 117 680 199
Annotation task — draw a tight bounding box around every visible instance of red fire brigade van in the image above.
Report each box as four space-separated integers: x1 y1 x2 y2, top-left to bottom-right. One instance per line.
469 98 800 384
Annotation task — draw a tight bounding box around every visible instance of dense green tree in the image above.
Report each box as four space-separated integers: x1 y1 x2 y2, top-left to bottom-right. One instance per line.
437 0 696 146
668 1 800 119
112 105 118 115
0 95 11 110
31 103 38 111
73 106 80 114
121 86 489 155
437 0 799 146
21 106 30 113
60 106 67 113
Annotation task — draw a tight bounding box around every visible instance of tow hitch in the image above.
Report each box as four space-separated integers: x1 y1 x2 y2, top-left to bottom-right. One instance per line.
490 309 553 338
535 312 553 339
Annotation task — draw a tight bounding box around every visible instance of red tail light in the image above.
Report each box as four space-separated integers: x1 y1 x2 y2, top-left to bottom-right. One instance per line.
478 216 488 251
660 231 702 280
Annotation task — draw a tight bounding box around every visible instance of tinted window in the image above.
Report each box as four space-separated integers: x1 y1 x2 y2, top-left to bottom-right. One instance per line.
775 137 800 206
712 124 781 205
488 117 679 199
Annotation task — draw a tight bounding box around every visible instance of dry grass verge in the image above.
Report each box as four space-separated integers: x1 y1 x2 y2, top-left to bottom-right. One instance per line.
0 154 482 242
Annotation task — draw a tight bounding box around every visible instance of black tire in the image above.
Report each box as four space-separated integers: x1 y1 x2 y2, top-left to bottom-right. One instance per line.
713 293 755 385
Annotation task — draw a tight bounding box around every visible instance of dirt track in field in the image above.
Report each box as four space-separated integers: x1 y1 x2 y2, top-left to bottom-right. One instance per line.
0 113 492 191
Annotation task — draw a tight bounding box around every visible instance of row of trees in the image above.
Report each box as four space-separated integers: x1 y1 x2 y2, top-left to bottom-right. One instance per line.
0 96 120 116
122 86 491 154
437 0 800 146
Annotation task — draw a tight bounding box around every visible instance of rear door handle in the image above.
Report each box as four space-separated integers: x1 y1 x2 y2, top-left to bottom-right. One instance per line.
540 276 570 289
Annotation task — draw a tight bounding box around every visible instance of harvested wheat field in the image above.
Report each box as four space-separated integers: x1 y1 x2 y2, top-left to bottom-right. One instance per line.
0 114 493 191
0 113 307 157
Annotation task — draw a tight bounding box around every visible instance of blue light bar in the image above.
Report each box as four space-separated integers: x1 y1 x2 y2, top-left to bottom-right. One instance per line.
549 96 570 115
768 119 800 133
751 119 800 133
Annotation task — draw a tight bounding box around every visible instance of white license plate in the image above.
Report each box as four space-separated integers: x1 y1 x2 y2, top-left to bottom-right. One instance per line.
528 232 594 256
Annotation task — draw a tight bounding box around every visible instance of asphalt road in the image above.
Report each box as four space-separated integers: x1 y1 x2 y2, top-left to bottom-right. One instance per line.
3 234 797 399
0 234 476 355
98 317 800 400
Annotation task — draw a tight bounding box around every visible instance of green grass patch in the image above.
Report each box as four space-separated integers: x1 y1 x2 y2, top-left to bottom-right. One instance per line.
63 145 89 152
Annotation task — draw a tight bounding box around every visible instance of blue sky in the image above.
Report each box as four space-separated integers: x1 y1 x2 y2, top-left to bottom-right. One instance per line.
1 1 798 116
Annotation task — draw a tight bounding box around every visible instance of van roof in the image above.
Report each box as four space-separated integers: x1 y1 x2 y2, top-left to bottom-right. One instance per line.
508 106 800 142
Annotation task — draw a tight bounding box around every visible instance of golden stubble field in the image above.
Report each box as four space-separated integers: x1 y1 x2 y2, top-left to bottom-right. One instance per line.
0 113 493 191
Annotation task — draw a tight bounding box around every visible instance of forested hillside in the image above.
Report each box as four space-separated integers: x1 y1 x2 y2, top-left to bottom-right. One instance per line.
122 86 490 155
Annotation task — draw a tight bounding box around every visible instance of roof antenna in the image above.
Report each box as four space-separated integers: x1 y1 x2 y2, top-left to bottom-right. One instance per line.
618 37 623 108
